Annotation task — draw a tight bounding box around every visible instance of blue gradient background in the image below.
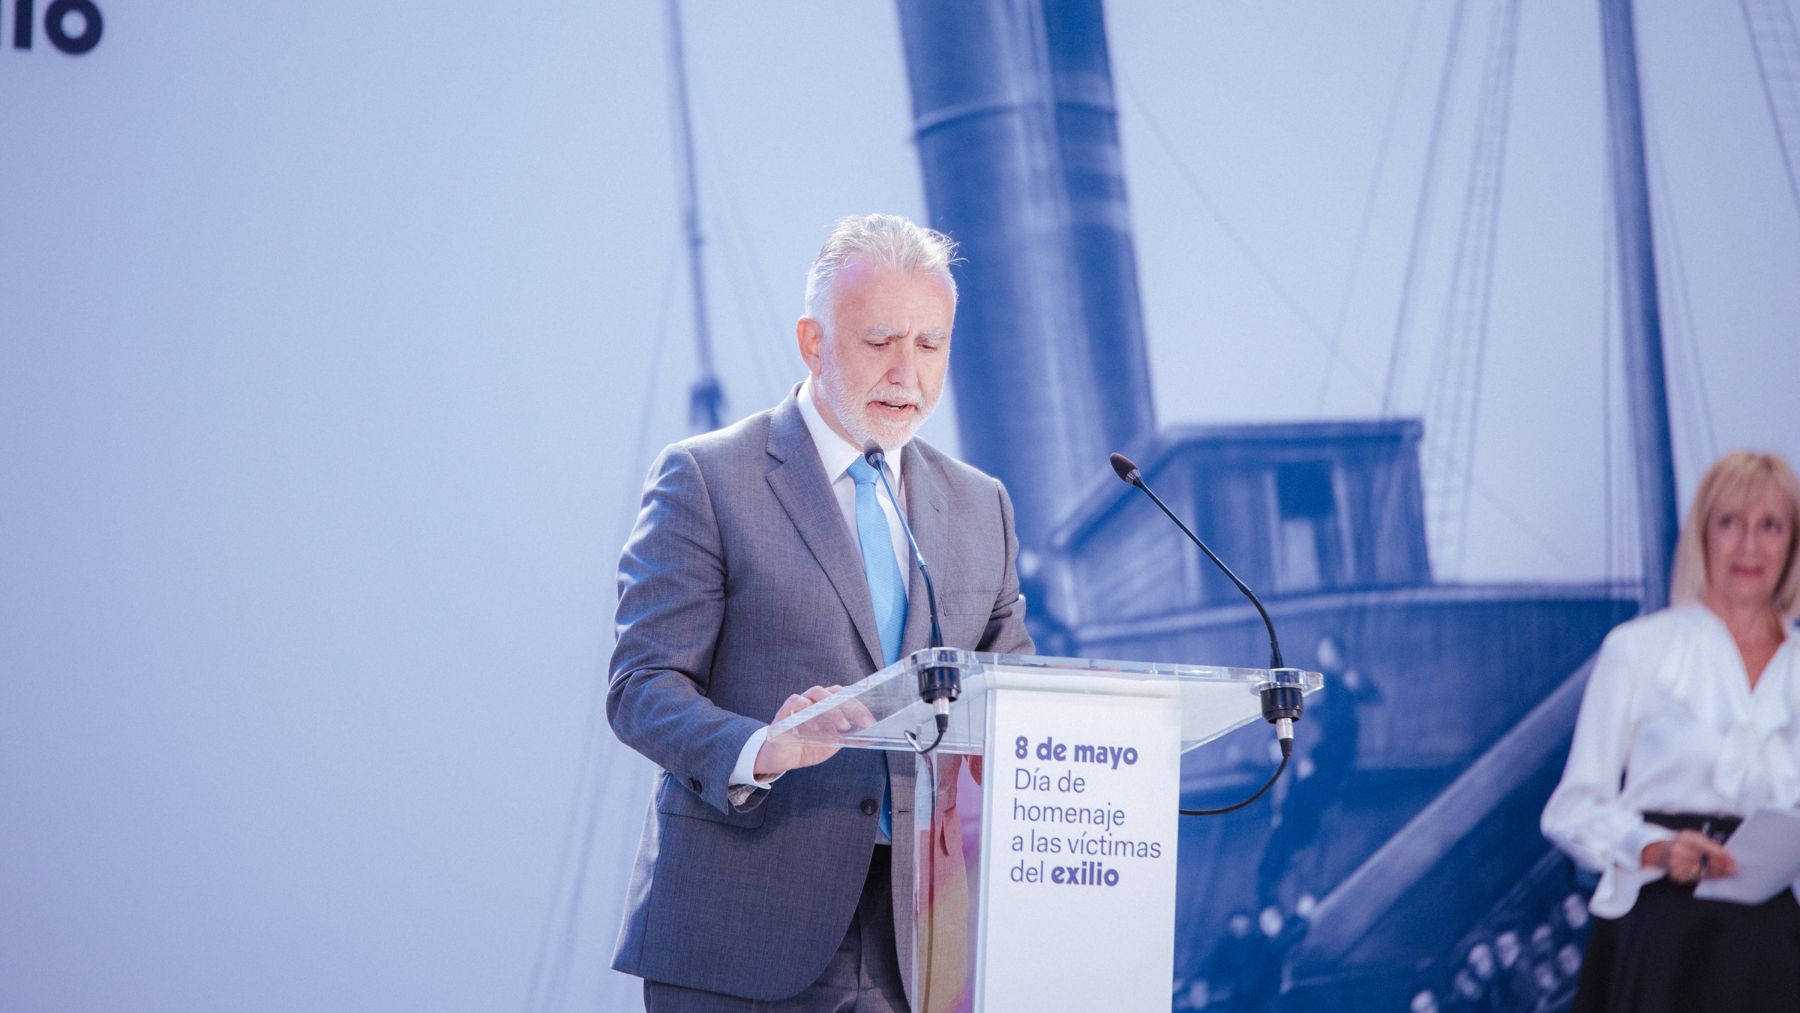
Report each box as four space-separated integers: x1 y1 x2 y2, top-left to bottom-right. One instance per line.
3 3 1797 1010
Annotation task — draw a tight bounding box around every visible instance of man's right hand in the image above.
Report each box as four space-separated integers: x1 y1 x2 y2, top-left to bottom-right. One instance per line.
754 685 872 779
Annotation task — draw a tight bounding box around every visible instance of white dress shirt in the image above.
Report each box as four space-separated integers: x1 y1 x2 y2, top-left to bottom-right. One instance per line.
793 376 913 577
728 378 912 797
1541 602 1800 917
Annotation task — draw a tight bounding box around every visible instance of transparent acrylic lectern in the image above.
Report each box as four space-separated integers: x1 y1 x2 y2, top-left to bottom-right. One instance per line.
768 648 1322 1013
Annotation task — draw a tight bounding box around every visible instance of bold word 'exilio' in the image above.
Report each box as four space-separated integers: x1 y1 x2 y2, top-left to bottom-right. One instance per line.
9 0 103 55
1051 860 1120 887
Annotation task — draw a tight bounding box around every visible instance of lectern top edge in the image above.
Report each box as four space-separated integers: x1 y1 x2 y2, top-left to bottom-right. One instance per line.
767 647 1323 756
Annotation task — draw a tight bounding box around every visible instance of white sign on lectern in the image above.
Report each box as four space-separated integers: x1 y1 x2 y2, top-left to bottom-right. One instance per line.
768 649 1321 1013
978 672 1181 1010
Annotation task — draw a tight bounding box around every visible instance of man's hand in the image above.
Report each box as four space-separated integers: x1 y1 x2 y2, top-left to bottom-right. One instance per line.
754 685 874 780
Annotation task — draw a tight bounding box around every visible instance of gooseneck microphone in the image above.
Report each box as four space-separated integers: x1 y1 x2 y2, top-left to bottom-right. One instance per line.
1109 451 1305 815
1109 453 1285 671
863 444 957 743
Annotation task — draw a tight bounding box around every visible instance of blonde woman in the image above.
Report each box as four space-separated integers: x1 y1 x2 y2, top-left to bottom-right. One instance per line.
1542 451 1800 1012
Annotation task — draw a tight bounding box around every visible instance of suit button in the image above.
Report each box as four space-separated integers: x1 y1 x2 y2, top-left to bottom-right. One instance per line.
860 798 878 816
689 778 703 794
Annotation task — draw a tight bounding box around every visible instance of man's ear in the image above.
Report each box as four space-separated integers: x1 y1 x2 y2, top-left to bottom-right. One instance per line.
797 317 824 373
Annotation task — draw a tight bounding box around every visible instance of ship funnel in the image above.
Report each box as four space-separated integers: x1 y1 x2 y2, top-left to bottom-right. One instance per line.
898 0 1155 550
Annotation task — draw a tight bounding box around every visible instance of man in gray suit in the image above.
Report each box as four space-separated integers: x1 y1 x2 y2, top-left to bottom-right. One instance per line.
607 213 1033 1011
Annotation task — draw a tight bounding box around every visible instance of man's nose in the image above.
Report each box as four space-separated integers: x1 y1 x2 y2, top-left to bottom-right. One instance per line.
885 344 917 383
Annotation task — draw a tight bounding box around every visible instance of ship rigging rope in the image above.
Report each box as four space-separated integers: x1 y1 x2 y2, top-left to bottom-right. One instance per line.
1131 2 1573 572
1422 0 1522 576
1739 0 1800 226
522 685 612 1013
1119 78 1384 399
1641 100 1721 471
1601 174 1621 587
1314 0 1432 406
1382 0 1471 417
696 107 796 408
619 244 682 553
524 241 681 1013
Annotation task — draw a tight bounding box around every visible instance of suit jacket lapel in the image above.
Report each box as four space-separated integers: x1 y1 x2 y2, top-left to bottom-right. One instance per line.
900 440 949 656
764 392 885 671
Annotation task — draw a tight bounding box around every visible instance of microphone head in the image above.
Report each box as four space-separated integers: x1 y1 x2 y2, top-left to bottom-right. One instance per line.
861 442 885 469
1109 452 1141 486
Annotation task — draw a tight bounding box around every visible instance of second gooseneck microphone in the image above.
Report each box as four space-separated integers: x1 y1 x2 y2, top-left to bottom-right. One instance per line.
1109 453 1285 669
863 444 957 739
1108 452 1303 754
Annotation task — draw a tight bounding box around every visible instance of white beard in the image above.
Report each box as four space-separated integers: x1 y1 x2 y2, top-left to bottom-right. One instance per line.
817 358 934 453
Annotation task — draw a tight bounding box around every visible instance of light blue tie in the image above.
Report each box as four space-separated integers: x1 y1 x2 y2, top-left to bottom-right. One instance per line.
848 457 908 667
848 456 906 841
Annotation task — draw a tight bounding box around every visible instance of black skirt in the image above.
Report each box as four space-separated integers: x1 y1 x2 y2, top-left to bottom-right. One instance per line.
1573 813 1800 1013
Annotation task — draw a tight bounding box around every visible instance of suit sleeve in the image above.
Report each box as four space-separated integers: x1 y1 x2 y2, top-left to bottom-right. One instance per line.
978 478 1035 657
607 444 766 815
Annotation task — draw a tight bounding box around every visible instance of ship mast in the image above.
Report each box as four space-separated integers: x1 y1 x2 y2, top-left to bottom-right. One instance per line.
665 0 724 432
1599 0 1679 608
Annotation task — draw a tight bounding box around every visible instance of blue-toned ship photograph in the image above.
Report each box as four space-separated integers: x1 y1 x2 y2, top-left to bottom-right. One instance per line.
4 2 1799 1012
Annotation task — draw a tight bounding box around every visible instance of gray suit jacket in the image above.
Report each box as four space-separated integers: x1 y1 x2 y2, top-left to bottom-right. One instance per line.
607 388 1032 1003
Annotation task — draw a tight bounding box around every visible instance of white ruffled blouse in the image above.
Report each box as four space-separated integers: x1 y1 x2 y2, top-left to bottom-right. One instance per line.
1541 603 1800 917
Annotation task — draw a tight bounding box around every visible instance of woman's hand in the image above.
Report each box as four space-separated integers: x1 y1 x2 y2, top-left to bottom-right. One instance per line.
1641 829 1737 884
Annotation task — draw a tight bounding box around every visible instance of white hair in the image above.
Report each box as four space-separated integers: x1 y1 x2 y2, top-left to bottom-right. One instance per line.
802 213 958 333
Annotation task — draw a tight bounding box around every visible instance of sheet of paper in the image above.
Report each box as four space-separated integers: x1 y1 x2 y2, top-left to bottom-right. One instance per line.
1694 807 1800 905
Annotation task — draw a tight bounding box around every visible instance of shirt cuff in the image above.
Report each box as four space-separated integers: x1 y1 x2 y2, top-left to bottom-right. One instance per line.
730 727 779 790
1622 821 1676 873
